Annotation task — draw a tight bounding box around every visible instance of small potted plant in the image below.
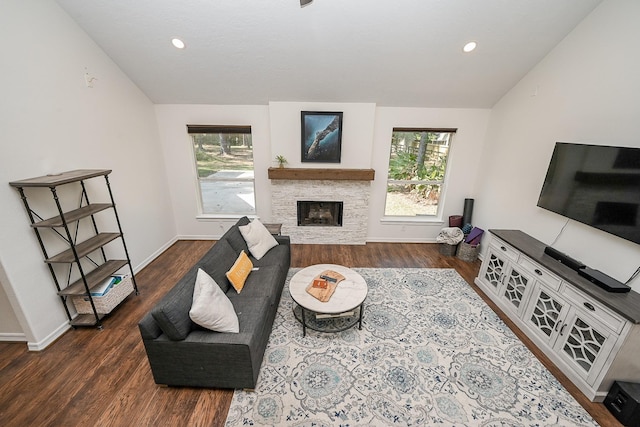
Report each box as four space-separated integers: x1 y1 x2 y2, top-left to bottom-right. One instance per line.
275 155 288 168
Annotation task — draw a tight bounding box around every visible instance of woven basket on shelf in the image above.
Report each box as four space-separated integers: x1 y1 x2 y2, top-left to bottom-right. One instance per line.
72 276 134 314
439 243 458 257
456 242 479 262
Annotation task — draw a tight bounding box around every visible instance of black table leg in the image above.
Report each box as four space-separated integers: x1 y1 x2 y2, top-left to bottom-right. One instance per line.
358 303 365 330
301 306 307 337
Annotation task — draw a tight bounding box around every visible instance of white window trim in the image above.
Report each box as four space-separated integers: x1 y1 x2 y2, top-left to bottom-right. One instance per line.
196 214 258 221
187 124 256 217
382 128 455 221
380 216 446 225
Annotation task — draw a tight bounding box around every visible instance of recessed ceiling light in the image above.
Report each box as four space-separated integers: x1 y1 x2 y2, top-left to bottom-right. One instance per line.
463 41 477 53
171 38 185 49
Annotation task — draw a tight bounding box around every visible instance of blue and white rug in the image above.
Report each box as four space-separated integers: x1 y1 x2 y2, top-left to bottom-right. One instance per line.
224 268 597 426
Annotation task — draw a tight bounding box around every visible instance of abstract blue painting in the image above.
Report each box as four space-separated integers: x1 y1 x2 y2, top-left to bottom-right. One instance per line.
301 111 343 163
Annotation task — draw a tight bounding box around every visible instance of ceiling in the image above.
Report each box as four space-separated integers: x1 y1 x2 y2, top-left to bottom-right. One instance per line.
56 0 602 108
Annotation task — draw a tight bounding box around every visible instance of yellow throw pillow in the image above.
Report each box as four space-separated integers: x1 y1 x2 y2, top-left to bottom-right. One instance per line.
226 250 253 293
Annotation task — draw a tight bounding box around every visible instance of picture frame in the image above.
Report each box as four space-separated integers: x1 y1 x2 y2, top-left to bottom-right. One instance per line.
301 111 343 163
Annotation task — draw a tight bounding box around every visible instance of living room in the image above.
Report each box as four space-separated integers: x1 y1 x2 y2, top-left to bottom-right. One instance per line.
1 0 640 425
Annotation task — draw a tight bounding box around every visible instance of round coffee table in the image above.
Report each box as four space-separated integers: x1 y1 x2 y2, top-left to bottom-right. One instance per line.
289 264 368 336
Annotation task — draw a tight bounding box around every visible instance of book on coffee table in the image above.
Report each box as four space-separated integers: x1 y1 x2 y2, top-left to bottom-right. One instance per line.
312 278 328 289
306 270 346 302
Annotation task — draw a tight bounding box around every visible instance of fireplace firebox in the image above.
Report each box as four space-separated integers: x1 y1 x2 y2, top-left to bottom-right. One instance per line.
297 201 343 227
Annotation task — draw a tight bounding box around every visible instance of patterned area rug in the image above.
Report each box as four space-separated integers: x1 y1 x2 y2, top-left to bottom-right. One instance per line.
224 268 597 426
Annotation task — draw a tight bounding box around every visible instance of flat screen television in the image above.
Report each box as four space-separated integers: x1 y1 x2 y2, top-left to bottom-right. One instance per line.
537 142 640 245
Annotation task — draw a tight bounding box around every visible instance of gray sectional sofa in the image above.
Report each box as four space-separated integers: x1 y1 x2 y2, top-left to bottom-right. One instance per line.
138 217 291 389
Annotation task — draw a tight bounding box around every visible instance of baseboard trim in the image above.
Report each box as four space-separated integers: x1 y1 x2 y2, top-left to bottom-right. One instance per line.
0 332 27 342
133 236 179 273
366 237 438 243
176 235 221 241
27 321 71 351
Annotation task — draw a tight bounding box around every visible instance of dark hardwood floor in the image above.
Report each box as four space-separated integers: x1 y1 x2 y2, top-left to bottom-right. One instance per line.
0 241 621 426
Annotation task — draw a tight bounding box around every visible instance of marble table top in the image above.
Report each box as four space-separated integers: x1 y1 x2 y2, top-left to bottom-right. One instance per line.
289 264 368 314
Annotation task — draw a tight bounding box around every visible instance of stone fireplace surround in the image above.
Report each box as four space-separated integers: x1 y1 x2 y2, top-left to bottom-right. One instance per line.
269 168 374 244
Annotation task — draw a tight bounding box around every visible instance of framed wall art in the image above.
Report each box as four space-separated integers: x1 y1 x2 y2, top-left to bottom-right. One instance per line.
301 111 343 163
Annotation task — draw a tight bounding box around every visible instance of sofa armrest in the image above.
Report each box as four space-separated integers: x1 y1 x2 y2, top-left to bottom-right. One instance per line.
139 312 163 340
275 235 290 246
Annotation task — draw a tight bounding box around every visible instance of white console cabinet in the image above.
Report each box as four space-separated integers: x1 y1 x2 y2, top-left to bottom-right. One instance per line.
475 230 640 402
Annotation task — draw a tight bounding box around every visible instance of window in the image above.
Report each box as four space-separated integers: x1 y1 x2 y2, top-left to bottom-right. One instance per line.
187 125 255 216
384 128 455 217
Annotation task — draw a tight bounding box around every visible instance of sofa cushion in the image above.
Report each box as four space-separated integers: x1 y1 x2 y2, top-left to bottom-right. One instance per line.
189 269 239 333
232 297 272 335
150 268 198 341
227 265 282 306
197 239 236 294
239 219 278 260
226 250 253 293
221 216 251 254
251 243 290 268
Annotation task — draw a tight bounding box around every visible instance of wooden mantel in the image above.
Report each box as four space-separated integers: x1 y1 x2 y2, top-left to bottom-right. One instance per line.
268 167 375 181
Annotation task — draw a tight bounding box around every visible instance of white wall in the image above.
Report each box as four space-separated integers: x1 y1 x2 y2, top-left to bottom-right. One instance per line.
268 101 377 170
269 103 491 243
369 107 491 242
158 101 490 242
0 261 24 341
474 0 640 291
0 0 176 348
155 102 375 238
154 105 271 237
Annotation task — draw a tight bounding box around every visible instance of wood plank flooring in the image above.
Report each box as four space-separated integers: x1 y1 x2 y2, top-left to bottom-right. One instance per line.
0 241 621 426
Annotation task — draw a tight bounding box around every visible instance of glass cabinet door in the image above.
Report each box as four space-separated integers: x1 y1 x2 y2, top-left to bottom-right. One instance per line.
500 266 533 316
482 248 509 293
555 310 616 384
524 286 568 347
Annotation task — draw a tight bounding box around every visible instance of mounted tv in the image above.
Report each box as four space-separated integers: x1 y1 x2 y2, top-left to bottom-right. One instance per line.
537 142 640 245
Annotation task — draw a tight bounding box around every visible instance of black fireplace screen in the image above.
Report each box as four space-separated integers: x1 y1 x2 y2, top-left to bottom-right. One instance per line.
297 201 343 226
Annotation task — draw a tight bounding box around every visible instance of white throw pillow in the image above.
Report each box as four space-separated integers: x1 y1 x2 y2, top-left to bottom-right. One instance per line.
189 268 239 333
239 219 278 260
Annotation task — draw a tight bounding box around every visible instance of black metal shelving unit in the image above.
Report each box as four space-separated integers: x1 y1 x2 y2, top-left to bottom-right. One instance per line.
9 169 138 329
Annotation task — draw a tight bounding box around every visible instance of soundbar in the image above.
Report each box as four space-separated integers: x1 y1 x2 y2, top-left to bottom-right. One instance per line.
578 267 630 293
543 246 631 293
543 246 586 271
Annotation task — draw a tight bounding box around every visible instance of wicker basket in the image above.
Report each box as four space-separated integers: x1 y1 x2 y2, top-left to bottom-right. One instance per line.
72 276 134 314
456 242 479 262
439 243 458 256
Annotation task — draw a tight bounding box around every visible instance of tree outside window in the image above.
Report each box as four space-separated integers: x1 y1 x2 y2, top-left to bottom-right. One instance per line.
187 125 255 215
384 128 454 217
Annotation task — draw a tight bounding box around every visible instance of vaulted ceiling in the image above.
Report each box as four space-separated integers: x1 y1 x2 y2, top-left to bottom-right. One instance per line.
56 0 602 108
